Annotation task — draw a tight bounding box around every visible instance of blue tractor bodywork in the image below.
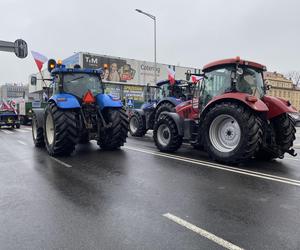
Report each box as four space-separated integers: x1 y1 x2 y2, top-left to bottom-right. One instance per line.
32 60 128 156
129 80 194 136
96 94 123 110
49 93 81 109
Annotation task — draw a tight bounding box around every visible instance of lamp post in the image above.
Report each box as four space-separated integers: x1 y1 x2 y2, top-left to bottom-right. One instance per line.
135 9 157 85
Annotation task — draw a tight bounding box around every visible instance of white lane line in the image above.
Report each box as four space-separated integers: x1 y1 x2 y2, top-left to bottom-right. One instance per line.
16 129 29 133
24 127 32 131
2 130 13 134
163 213 244 250
17 140 27 145
50 157 72 168
282 157 300 162
124 146 300 187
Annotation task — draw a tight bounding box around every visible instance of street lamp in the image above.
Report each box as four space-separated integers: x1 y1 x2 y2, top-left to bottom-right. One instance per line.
135 9 157 85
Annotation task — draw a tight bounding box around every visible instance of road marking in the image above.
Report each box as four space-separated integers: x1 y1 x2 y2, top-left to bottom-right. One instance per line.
50 157 72 168
24 127 32 131
163 213 244 250
16 129 29 133
124 146 300 187
2 130 13 134
17 140 27 145
283 157 300 162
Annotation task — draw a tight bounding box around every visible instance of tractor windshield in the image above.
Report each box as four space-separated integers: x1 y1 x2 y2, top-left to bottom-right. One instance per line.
159 84 188 100
202 66 265 105
63 73 102 98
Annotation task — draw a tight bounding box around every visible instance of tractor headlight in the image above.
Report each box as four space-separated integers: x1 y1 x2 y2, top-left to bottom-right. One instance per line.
288 112 300 121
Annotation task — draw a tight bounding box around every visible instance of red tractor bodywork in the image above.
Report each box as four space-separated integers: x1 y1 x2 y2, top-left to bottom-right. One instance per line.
263 95 297 119
176 92 269 120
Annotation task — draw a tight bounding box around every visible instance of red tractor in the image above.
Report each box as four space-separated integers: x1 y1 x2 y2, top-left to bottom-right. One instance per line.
153 57 299 164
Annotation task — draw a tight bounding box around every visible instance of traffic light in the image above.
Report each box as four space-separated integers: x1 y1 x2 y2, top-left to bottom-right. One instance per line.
48 59 56 72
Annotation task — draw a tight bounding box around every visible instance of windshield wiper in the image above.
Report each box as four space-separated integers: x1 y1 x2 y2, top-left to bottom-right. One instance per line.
65 76 85 83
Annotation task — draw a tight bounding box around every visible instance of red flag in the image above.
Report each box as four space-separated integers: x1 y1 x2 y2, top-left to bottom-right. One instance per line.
31 51 48 72
167 67 176 85
191 75 203 83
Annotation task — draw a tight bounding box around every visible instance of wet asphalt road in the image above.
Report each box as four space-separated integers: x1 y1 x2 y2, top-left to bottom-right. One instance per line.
0 126 300 250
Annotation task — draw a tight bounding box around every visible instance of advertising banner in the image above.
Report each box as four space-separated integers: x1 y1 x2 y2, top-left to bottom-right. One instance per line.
82 53 199 86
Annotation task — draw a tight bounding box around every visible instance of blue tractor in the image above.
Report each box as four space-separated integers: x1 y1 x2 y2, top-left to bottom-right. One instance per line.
31 59 128 156
128 80 194 137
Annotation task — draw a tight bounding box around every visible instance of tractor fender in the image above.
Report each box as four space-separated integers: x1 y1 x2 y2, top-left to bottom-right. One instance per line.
49 93 80 109
32 108 44 128
96 94 123 110
157 97 182 108
160 111 184 136
262 95 298 119
202 93 269 117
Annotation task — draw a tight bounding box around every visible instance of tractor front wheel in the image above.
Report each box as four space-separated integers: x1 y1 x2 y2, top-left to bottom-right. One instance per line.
203 102 262 164
155 102 175 121
44 103 77 156
98 108 128 150
129 112 146 137
153 114 183 152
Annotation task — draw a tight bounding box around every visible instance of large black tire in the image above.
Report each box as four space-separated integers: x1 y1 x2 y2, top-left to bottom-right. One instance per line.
153 114 183 152
32 113 45 147
129 112 147 137
256 113 296 160
44 103 77 156
98 108 128 150
202 102 262 164
15 123 20 129
155 102 176 121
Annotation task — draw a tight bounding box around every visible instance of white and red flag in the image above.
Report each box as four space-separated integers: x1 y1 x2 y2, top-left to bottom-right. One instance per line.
191 75 203 83
31 51 48 72
167 67 176 85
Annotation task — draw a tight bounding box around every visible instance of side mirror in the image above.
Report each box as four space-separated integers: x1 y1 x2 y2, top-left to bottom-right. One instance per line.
30 76 37 86
48 59 56 72
14 39 28 59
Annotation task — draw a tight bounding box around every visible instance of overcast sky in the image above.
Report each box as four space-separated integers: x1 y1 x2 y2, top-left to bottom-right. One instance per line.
0 0 299 84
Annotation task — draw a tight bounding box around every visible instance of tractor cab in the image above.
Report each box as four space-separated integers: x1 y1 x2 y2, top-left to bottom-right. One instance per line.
157 79 195 101
49 60 104 103
199 57 267 109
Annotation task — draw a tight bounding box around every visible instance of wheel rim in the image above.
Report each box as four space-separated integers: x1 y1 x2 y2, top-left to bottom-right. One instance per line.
209 114 241 152
157 124 171 147
129 116 139 134
32 119 37 140
45 113 54 145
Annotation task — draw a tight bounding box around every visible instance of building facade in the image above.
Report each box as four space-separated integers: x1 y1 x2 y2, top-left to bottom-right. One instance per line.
0 83 28 102
264 72 300 111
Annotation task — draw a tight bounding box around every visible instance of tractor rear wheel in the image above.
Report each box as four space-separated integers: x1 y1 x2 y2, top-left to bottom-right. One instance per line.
129 112 146 137
256 113 296 160
98 108 128 150
44 103 77 156
153 114 183 152
203 102 262 164
155 102 175 121
32 113 45 148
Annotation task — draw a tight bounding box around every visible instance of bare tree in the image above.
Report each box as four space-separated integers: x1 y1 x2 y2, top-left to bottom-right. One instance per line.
285 71 300 87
